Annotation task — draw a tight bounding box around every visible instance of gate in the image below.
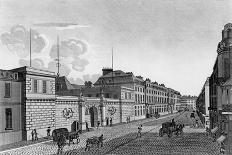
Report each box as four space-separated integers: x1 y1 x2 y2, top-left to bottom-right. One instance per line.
90 106 98 127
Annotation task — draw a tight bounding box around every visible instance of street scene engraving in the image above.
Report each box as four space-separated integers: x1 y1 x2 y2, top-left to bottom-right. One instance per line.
0 0 231 154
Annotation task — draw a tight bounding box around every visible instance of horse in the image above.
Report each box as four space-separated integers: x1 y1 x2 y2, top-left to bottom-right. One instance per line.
85 134 104 151
68 130 81 146
57 134 66 155
175 123 185 136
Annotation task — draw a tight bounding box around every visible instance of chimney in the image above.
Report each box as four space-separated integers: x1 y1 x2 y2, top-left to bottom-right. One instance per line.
102 67 113 76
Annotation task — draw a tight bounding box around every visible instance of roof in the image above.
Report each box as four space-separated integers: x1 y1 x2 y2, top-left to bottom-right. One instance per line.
56 76 75 90
102 70 132 78
72 84 84 89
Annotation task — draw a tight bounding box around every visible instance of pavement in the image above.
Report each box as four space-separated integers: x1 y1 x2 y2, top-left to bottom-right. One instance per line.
0 111 221 155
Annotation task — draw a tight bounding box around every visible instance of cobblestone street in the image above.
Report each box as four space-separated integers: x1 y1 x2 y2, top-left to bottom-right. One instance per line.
0 112 221 155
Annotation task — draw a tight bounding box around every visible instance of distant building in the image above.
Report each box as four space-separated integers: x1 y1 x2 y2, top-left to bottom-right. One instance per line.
94 68 181 116
177 95 197 111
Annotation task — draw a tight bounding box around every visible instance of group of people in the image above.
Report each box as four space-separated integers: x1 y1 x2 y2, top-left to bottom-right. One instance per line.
85 118 114 131
31 126 52 141
31 129 38 141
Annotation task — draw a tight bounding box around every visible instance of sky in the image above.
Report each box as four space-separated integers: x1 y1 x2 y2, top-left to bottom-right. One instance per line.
0 0 232 96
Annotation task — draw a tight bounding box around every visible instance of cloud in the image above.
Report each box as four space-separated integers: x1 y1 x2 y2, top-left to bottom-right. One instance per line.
50 38 89 72
69 77 84 85
19 58 71 76
83 74 101 83
33 22 90 30
47 61 71 76
1 25 46 58
19 58 45 68
68 73 101 85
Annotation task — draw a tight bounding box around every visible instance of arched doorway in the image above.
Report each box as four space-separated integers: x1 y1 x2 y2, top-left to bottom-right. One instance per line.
71 121 79 132
89 106 98 127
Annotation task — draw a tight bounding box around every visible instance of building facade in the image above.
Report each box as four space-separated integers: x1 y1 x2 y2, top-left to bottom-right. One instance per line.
94 68 181 117
0 69 22 146
0 66 180 146
202 23 232 154
176 95 197 111
196 78 210 128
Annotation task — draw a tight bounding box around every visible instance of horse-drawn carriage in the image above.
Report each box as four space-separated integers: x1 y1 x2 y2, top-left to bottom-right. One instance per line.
52 128 81 146
85 134 104 151
159 121 184 138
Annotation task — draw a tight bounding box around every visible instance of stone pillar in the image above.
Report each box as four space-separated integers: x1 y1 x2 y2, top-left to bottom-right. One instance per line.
100 94 106 126
78 96 86 131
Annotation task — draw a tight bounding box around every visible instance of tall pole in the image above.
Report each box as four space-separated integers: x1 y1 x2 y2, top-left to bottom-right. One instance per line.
57 35 60 77
112 47 114 86
29 28 32 67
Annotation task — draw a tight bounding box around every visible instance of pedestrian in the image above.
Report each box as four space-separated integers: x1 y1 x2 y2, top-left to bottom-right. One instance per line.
47 126 51 137
126 117 129 123
195 120 199 128
34 129 38 141
110 118 112 126
86 122 89 132
137 125 142 138
171 118 175 126
97 121 100 129
57 134 66 154
31 129 35 141
31 129 38 141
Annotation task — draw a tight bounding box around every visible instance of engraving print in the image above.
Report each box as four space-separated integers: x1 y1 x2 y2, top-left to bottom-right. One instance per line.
0 0 231 154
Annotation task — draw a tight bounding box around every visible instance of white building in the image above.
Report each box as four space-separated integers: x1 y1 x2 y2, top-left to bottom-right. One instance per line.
0 69 22 146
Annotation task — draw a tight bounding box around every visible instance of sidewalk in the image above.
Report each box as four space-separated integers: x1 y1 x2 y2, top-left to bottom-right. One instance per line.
0 112 177 153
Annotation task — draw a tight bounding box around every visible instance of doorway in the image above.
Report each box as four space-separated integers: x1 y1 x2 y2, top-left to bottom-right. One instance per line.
90 106 98 127
71 121 79 132
106 117 109 126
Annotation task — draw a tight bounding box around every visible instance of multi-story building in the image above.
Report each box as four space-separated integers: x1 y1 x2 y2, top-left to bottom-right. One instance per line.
196 77 210 128
11 66 56 141
203 23 232 153
177 95 197 111
0 69 21 146
0 66 180 146
94 68 181 117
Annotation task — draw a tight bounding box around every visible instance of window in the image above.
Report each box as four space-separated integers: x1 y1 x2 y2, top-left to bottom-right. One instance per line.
42 81 47 93
128 93 131 99
5 108 12 130
114 94 118 99
135 106 137 116
34 79 38 93
5 83 11 98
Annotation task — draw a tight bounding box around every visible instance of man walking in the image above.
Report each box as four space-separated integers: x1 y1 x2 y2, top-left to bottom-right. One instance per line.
86 122 89 132
137 125 142 138
110 118 112 126
97 121 100 129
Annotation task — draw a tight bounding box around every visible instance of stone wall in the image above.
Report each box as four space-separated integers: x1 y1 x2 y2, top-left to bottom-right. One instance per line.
55 99 79 132
105 103 121 124
121 103 134 122
25 99 55 140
